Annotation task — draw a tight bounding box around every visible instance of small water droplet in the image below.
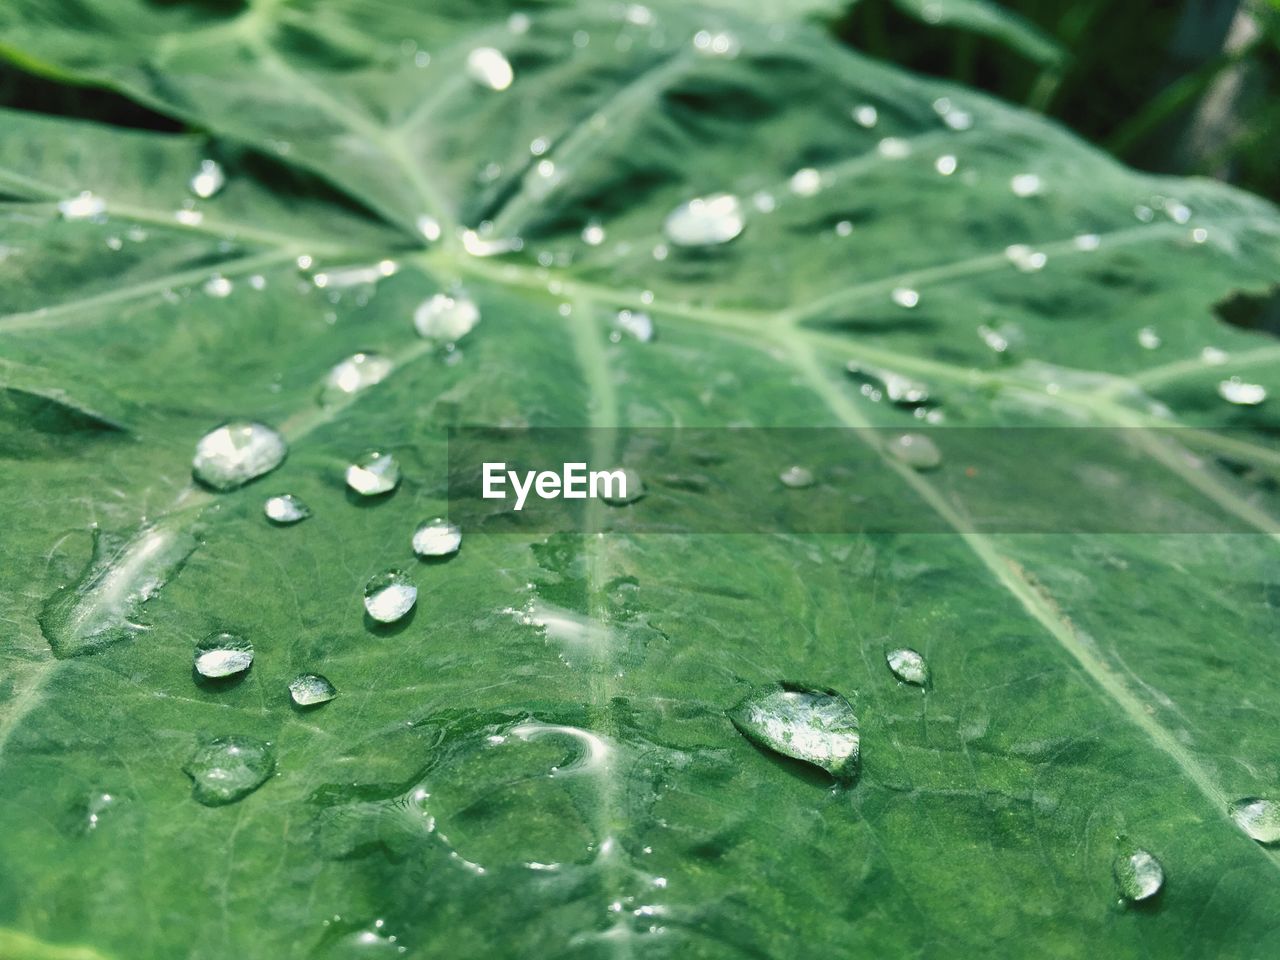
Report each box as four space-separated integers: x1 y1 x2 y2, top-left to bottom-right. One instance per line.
1074 233 1101 251
194 632 254 679
1137 327 1161 350
1191 227 1209 244
779 465 814 488
1004 244 1047 272
852 104 878 128
789 168 822 197
663 193 744 247
1113 848 1164 901
601 468 644 505
891 287 920 308
322 352 393 404
467 47 514 90
728 682 860 784
1218 378 1267 406
1200 346 1229 365
888 433 941 470
934 154 958 176
289 673 337 706
886 648 928 685
581 222 606 246
414 293 480 341
189 159 226 199
1010 173 1042 197
184 736 274 806
204 275 233 298
364 569 417 623
174 207 204 227
1133 204 1154 223
692 29 738 56
417 214 442 242
1231 797 1280 843
346 451 401 497
264 494 311 525
412 518 462 558
846 362 930 407
58 191 106 219
835 220 853 237
752 190 776 213
192 421 287 491
877 137 911 159
612 309 655 342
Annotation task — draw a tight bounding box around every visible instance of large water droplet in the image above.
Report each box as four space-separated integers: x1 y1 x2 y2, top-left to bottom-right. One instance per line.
189 159 226 199
663 193 745 248
322 351 393 404
346 451 400 497
846 362 931 407
192 421 286 491
364 569 417 623
184 736 274 806
194 632 254 679
612 309 655 343
1230 797 1280 843
729 683 859 784
1218 378 1267 406
58 191 106 220
1113 848 1164 902
886 648 928 686
289 673 337 706
601 468 644 506
888 433 941 470
467 47 514 90
779 465 815 489
414 293 480 341
264 493 311 525
412 518 462 558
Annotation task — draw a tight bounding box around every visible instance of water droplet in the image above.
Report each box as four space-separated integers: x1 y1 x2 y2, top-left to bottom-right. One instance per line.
1113 848 1164 901
1004 244 1046 272
877 137 911 159
417 214 442 242
414 293 480 341
1074 233 1101 251
322 351 393 404
1010 173 1042 197
835 220 853 237
264 494 311 525
1191 227 1209 244
1137 327 1161 350
886 648 928 685
728 682 860 784
346 451 401 497
846 362 930 407
184 736 274 806
663 193 745 247
752 190 776 213
466 47 514 90
1231 797 1280 843
412 518 462 558
789 168 822 197
612 309 655 342
189 159 225 199
888 433 941 470
852 104 878 128
779 465 814 488
692 29 738 56
194 632 254 679
174 207 204 227
581 222 606 246
934 154 957 176
1201 346 1229 365
891 287 920 309
192 421 287 491
289 673 337 706
1133 204 1154 223
601 468 644 505
58 191 106 219
364 569 417 623
1218 378 1267 406
204 275 233 298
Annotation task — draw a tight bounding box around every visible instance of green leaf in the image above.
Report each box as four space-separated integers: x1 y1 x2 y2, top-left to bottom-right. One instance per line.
2 4 1280 959
889 0 1067 65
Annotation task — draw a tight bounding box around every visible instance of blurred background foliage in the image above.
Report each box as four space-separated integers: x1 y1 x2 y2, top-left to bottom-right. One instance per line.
1 0 1277 202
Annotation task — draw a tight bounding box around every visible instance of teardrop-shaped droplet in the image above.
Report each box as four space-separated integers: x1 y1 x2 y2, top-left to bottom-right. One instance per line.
613 309 655 343
888 433 941 470
846 362 931 407
364 569 417 623
264 493 311 525
663 193 745 247
1218 378 1267 406
886 648 928 685
189 159 226 199
728 682 860 784
194 632 254 679
1113 848 1164 902
321 352 393 404
192 421 287 491
1230 797 1280 843
601 468 644 506
414 293 480 341
412 518 462 558
467 46 514 90
346 451 400 497
184 736 274 806
289 673 337 706
779 465 815 489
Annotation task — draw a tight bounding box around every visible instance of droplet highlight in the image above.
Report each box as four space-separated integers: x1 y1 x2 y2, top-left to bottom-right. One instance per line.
728 682 860 784
1218 378 1267 406
189 159 226 199
192 421 287 491
412 518 462 558
184 736 274 806
346 451 401 497
886 648 928 686
414 293 480 342
1113 848 1164 902
322 351 393 404
663 193 745 248
466 47 514 90
289 673 337 707
264 494 311 525
887 433 941 470
1230 797 1280 843
364 569 417 623
194 632 254 679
